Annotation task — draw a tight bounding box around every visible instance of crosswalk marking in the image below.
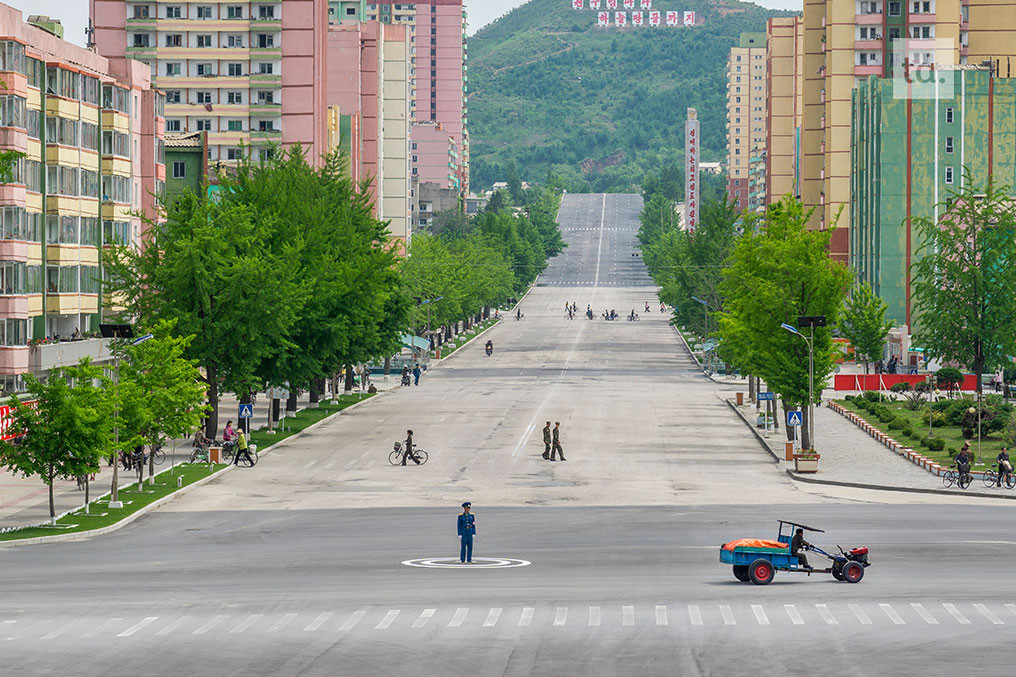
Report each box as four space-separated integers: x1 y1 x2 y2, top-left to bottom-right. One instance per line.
784 605 804 625
911 604 938 624
1006 603 1016 618
815 604 837 625
848 604 872 625
973 604 1003 625
339 610 365 632
483 608 501 627
623 606 635 626
155 616 190 636
589 606 601 627
375 610 399 630
518 607 534 627
41 619 82 640
751 605 770 625
448 608 468 628
304 612 332 632
655 605 668 626
83 618 122 638
268 613 297 633
688 605 703 626
413 609 436 629
192 615 227 635
880 604 905 625
942 603 970 625
553 607 567 627
304 460 317 469
117 617 158 638
720 605 735 626
230 615 262 634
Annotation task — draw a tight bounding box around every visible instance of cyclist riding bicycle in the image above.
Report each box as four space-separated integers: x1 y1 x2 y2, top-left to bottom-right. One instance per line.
955 445 972 482
401 429 421 466
997 447 1012 487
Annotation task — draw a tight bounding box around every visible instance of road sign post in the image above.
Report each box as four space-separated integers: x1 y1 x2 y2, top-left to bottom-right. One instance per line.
786 410 803 427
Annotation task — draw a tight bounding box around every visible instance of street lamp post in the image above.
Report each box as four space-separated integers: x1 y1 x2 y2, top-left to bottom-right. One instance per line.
781 321 815 451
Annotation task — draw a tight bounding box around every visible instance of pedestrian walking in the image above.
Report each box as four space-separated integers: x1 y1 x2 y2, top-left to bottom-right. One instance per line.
551 421 566 461
542 421 552 459
401 429 420 466
413 363 422 386
457 501 476 563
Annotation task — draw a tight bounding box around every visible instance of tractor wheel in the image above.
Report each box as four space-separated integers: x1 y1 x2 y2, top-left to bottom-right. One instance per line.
732 565 750 582
831 563 845 581
842 561 865 583
749 558 775 585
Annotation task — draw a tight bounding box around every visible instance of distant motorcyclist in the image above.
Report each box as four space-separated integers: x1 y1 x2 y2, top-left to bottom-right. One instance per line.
485 339 493 356
401 365 411 387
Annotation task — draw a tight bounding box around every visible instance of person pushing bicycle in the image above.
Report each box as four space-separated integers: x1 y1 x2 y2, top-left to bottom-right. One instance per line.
997 447 1012 487
401 429 421 466
232 427 253 466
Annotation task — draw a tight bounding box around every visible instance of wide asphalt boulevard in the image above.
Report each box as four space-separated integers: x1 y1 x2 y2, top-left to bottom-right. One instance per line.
1 194 1012 677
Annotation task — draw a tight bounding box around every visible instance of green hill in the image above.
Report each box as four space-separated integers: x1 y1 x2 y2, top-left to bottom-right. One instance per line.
468 0 792 192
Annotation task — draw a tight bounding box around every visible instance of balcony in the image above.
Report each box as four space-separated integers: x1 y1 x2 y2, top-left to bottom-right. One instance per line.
28 337 113 374
249 103 282 116
250 18 282 29
126 17 157 29
249 73 282 85
249 46 282 58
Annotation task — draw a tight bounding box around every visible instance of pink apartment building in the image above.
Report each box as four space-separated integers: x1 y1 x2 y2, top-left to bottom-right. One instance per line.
410 120 456 189
0 3 164 393
91 0 330 167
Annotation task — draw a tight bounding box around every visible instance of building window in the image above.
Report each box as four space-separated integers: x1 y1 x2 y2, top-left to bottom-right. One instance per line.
257 90 275 104
945 136 954 153
912 1 931 13
258 62 274 75
945 166 954 184
946 107 954 123
196 63 214 76
227 147 243 160
888 27 901 40
228 62 243 76
228 34 244 48
197 6 214 19
196 119 212 131
165 5 182 19
165 62 181 76
166 119 182 132
227 91 243 104
257 34 275 48
172 161 186 179
888 1 901 14
196 91 212 104
911 25 931 39
227 119 243 131
258 5 276 19
133 5 151 18
166 90 181 104
133 33 150 47
197 34 213 48
227 5 244 19
258 120 275 132
258 148 273 161
165 34 182 47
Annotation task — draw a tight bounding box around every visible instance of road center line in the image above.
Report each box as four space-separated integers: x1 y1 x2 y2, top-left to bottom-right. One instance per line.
593 193 606 288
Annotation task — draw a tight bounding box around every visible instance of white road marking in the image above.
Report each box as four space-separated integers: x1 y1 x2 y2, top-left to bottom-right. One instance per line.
815 604 837 625
83 617 122 638
942 603 970 625
622 606 635 626
588 606 601 627
511 423 536 458
412 609 436 628
784 605 804 625
720 605 735 626
911 604 938 624
192 615 227 635
118 617 158 637
973 604 1003 624
365 460 375 469
848 604 872 625
230 615 262 634
155 616 190 636
880 604 905 625
339 610 365 631
593 194 606 288
267 613 297 633
655 605 668 626
41 619 82 640
483 608 502 627
304 460 317 469
375 610 399 630
553 607 567 626
688 605 703 626
518 607 534 627
751 605 770 625
1006 603 1016 618
303 612 332 632
448 608 468 628
324 461 337 469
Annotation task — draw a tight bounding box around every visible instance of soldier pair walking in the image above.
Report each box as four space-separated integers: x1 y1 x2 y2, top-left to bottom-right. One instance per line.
542 421 566 461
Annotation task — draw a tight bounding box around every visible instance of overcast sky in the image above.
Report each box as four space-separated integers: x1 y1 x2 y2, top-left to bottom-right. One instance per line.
4 0 804 46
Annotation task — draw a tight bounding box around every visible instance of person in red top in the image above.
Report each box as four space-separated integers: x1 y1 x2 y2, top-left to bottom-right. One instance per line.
223 420 236 442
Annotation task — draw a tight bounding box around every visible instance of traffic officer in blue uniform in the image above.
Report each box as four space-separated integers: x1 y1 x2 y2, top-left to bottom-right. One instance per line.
457 502 476 563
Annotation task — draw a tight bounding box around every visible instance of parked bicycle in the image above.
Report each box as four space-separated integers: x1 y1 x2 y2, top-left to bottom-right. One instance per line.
388 441 428 466
942 464 972 490
982 463 1016 489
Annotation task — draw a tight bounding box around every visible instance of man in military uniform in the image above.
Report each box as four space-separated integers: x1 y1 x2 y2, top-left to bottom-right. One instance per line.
457 502 476 563
542 421 552 459
551 422 566 461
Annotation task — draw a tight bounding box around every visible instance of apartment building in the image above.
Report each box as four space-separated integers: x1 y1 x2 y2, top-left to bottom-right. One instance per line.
775 0 1016 262
327 21 412 245
765 16 803 204
91 0 330 167
851 66 1012 327
365 1 469 195
0 3 164 392
726 32 767 212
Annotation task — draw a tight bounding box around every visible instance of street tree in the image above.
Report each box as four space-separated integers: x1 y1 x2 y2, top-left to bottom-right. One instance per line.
839 282 893 374
910 177 1016 397
717 195 850 449
0 361 111 524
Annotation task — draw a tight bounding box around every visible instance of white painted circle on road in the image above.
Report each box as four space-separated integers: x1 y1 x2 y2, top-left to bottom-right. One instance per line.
402 557 531 569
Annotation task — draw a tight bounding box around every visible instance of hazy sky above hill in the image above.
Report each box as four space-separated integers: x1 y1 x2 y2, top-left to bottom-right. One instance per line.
5 0 803 45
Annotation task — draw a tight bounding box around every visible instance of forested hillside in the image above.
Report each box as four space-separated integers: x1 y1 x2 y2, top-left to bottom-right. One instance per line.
468 0 791 192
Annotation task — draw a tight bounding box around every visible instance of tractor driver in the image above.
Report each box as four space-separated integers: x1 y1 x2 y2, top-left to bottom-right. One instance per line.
791 528 813 570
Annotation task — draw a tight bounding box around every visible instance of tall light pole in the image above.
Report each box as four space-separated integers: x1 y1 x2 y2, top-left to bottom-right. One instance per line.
781 322 814 450
691 296 710 374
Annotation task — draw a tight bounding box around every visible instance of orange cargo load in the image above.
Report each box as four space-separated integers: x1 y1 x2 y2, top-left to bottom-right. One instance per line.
722 538 788 552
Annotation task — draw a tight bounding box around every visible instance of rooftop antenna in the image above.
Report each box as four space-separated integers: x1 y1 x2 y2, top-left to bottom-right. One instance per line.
85 18 95 49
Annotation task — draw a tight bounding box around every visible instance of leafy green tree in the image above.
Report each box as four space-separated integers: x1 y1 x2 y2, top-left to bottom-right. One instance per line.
839 282 893 374
717 196 850 449
430 208 471 238
506 160 524 205
0 361 111 524
910 177 1016 396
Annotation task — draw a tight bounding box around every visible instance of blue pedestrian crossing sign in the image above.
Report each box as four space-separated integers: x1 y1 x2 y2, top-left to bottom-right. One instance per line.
238 404 253 419
786 411 803 426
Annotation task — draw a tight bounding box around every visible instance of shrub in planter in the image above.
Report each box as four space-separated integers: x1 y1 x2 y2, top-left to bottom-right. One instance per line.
919 436 933 449
928 438 946 452
861 390 884 403
876 407 895 423
902 425 914 438
888 417 906 431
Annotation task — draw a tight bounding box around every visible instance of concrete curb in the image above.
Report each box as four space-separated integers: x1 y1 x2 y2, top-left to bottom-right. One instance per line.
784 468 1016 500
432 280 537 367
673 325 747 387
725 399 780 463
0 394 383 547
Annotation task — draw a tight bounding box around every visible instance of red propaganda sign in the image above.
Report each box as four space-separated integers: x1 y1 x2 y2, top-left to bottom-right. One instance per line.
0 401 37 440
